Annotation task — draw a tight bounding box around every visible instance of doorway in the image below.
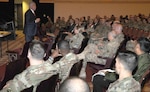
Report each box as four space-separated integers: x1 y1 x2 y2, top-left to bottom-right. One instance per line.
14 4 23 30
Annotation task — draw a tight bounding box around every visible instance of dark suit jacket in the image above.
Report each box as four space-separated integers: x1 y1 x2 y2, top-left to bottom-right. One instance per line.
23 9 37 42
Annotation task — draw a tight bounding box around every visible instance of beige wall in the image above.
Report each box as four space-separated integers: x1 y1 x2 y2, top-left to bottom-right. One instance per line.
15 0 150 22
54 2 150 21
22 0 32 26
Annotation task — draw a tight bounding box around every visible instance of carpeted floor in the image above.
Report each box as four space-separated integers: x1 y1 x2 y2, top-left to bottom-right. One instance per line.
0 30 25 65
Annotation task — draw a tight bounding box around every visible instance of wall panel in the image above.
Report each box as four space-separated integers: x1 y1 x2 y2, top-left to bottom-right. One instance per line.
55 2 150 21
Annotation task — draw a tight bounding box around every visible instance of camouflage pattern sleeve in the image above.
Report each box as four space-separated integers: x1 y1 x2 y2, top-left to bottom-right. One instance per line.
0 62 58 92
107 77 141 92
53 53 79 83
69 33 84 49
100 40 119 58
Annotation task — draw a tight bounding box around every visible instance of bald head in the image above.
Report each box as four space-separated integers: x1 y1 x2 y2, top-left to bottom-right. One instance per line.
59 77 90 92
29 1 36 11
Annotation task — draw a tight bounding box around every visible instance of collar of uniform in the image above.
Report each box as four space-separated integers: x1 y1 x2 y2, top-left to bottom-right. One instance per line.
138 53 149 59
26 62 49 70
117 76 133 82
65 52 74 58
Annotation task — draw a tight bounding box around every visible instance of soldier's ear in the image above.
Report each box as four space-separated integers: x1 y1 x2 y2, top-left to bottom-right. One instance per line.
27 49 31 58
58 49 61 53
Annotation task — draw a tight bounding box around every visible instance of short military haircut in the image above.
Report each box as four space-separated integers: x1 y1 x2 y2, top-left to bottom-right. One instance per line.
137 37 150 53
29 40 45 60
58 40 70 51
117 51 138 72
59 77 90 92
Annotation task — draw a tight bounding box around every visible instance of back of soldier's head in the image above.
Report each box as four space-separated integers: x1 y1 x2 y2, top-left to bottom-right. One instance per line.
116 51 138 72
29 40 45 60
137 37 150 53
58 40 70 52
59 77 90 92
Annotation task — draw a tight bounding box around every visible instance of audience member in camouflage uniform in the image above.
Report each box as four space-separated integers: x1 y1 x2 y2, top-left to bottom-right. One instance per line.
112 23 124 44
78 31 120 78
127 16 135 28
107 51 141 92
64 28 84 49
0 40 58 92
1 40 80 92
93 37 150 92
86 19 94 34
95 19 112 38
88 19 111 45
49 40 79 83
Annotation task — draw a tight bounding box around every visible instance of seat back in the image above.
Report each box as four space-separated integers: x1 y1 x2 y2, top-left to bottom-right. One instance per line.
0 58 28 89
42 36 55 60
139 66 150 88
22 74 59 92
69 60 83 77
0 63 7 89
78 37 89 54
36 74 59 92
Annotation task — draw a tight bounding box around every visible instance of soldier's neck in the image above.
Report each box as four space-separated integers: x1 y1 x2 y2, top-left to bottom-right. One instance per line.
118 71 132 81
30 59 44 65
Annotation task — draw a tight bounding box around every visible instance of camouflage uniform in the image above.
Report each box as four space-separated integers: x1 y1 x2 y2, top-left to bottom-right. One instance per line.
144 23 150 32
80 38 120 63
88 33 102 45
59 20 66 29
88 24 111 45
107 77 141 92
0 52 79 92
127 20 134 28
133 53 150 81
126 40 136 52
115 33 124 44
78 38 120 78
95 24 111 38
69 33 84 49
53 52 79 83
0 61 58 92
103 53 150 83
133 21 142 29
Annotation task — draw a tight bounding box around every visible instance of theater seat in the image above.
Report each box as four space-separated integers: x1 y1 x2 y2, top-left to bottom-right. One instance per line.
140 66 150 89
69 60 83 77
86 57 114 82
0 58 28 89
22 74 59 92
0 63 7 89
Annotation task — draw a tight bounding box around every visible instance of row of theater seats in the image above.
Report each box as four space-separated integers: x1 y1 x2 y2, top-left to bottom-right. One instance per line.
123 27 150 40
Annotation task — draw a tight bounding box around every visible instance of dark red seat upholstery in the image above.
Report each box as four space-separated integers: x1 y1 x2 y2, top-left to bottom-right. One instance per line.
22 74 59 92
